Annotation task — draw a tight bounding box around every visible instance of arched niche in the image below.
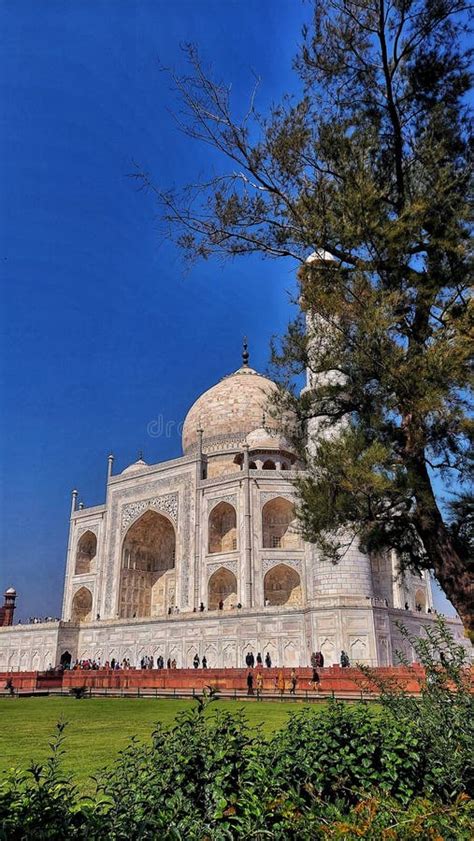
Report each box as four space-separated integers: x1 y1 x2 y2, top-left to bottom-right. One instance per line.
75 531 97 575
262 459 276 470
415 588 427 612
208 567 238 610
208 501 237 554
71 587 93 623
119 510 176 619
262 497 301 549
263 563 302 606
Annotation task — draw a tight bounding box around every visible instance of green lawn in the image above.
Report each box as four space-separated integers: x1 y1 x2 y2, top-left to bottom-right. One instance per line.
0 696 321 794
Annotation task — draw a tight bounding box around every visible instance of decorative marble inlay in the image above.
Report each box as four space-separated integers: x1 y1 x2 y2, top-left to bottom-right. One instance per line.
260 491 296 506
76 525 98 539
121 493 179 532
207 560 238 577
207 494 237 512
262 557 302 574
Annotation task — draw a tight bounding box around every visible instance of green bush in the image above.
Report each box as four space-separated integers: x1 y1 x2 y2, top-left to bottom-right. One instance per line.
0 620 472 839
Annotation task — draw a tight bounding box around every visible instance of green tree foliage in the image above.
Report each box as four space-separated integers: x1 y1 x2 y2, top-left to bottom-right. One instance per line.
1 623 473 839
135 0 473 632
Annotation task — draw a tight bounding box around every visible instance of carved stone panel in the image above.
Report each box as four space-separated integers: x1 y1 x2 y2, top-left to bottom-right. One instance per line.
121 493 178 532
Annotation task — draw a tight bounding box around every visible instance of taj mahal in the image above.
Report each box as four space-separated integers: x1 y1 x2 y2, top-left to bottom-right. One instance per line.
0 332 468 673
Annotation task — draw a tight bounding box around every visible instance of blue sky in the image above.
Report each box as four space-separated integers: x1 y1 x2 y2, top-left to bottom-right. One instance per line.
0 0 454 619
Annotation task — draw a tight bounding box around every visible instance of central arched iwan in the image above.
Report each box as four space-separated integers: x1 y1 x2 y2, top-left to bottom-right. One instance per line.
119 510 176 618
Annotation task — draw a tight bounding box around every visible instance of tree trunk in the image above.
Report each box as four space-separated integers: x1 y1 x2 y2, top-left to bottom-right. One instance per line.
411 460 474 639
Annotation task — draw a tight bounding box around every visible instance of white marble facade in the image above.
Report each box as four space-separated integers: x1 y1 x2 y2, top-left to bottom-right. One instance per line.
0 356 469 671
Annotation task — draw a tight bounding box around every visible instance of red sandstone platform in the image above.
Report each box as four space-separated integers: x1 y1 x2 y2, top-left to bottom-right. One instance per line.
0 665 433 697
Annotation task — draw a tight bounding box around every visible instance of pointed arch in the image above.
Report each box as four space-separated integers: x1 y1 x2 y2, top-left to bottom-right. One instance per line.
208 501 237 553
262 459 276 470
415 588 427 612
119 509 176 618
263 563 302 606
208 567 238 610
71 587 93 622
75 530 97 574
262 497 301 548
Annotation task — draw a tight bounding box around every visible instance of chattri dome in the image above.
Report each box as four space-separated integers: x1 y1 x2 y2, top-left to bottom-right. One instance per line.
121 457 148 475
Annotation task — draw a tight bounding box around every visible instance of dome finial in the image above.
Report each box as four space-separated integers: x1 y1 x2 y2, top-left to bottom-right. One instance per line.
138 450 143 461
242 336 249 367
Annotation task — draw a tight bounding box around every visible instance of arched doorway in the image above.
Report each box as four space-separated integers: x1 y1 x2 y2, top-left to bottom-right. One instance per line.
208 568 238 610
60 650 72 668
262 497 301 548
119 510 176 618
71 587 93 622
208 502 237 553
75 531 97 574
264 564 302 606
262 459 276 470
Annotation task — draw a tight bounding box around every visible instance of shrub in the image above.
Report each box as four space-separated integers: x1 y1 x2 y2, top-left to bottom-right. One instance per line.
0 620 471 839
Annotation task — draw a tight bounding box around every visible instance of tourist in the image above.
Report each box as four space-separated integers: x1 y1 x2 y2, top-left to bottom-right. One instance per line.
202 656 207 669
193 653 200 668
265 651 272 668
316 651 324 668
171 659 177 669
111 657 116 670
218 599 224 610
340 650 350 668
310 652 318 669
247 670 254 695
264 597 270 606
310 668 320 690
167 657 171 669
256 652 262 665
289 669 297 695
199 602 205 612
405 601 409 610
255 671 263 699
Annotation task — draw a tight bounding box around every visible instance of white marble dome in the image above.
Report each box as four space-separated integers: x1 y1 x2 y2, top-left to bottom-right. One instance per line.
182 365 280 453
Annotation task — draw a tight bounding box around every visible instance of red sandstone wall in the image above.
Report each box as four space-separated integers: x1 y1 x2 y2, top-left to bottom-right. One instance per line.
4 665 469 697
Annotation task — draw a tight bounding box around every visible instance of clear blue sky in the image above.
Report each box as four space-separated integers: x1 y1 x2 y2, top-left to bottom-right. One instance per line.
0 0 453 620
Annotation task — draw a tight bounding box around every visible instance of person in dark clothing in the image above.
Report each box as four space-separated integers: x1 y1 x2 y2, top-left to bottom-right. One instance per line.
193 653 200 668
249 652 255 668
316 651 324 668
256 652 262 666
202 656 208 669
218 599 224 610
310 652 318 669
199 602 205 612
340 650 350 668
167 658 171 669
247 670 254 695
245 652 251 667
310 668 320 690
265 652 272 668
289 669 297 695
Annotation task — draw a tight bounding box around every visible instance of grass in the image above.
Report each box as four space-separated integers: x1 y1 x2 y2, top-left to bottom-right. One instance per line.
0 696 324 793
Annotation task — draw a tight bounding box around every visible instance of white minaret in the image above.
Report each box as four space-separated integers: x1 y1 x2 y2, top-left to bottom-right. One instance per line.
301 250 374 601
